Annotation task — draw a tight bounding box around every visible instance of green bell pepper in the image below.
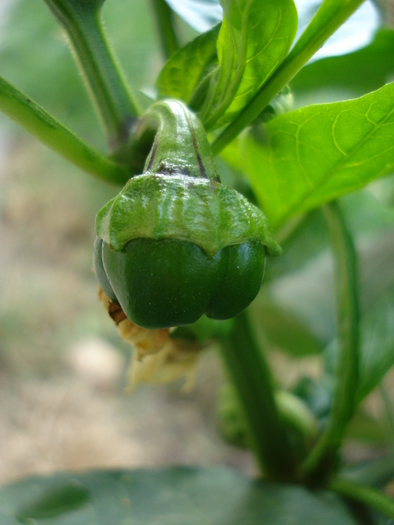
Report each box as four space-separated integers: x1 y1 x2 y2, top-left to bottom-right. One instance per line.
94 100 280 329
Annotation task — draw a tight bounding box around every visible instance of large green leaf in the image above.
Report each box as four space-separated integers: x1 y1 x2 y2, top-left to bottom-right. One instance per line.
0 467 361 524
198 0 298 130
223 83 394 228
156 25 220 102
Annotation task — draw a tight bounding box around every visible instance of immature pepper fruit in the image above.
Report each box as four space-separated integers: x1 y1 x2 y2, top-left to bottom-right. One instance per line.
94 100 280 329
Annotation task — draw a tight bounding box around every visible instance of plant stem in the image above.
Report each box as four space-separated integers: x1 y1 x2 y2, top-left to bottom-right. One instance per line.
43 0 141 151
330 478 394 520
302 202 359 482
150 0 180 60
220 310 297 481
211 0 365 155
0 76 130 185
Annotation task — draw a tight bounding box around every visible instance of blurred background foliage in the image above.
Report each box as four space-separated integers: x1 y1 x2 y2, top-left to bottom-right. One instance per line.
0 0 393 486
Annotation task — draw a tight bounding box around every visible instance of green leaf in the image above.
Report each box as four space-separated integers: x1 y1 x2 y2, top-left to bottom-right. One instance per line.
224 83 394 228
198 0 298 130
291 29 394 102
156 25 220 102
210 0 366 155
0 467 361 524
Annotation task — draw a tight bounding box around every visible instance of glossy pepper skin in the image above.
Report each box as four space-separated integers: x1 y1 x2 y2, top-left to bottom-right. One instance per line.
94 100 280 329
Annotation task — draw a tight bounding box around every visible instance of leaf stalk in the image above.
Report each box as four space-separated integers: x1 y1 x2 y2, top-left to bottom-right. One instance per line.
0 76 130 185
302 202 359 482
43 0 141 151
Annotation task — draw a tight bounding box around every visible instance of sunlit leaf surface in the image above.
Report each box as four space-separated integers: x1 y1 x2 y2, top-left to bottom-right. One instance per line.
198 0 298 130
223 83 394 228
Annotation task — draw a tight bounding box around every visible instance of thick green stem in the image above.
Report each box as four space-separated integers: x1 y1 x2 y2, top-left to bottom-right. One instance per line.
0 76 130 185
330 478 394 520
43 0 141 151
220 311 297 481
150 0 180 60
211 0 365 155
302 202 359 482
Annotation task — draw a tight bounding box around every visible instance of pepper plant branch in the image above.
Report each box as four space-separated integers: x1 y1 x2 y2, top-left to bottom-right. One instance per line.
150 0 180 60
211 0 365 155
302 202 359 481
43 0 141 152
0 76 130 186
220 311 297 482
329 478 394 520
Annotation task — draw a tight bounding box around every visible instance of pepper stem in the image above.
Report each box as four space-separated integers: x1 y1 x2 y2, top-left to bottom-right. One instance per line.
220 310 298 481
134 100 220 181
43 0 141 152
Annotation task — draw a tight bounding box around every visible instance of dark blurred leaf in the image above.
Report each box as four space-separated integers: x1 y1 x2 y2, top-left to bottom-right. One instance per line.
341 455 394 487
251 297 324 357
156 24 220 101
198 0 298 130
164 0 222 32
344 411 388 445
0 467 361 524
266 210 327 281
340 189 394 237
260 215 394 350
222 84 394 229
17 484 90 521
357 286 394 402
324 286 394 403
291 29 394 103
